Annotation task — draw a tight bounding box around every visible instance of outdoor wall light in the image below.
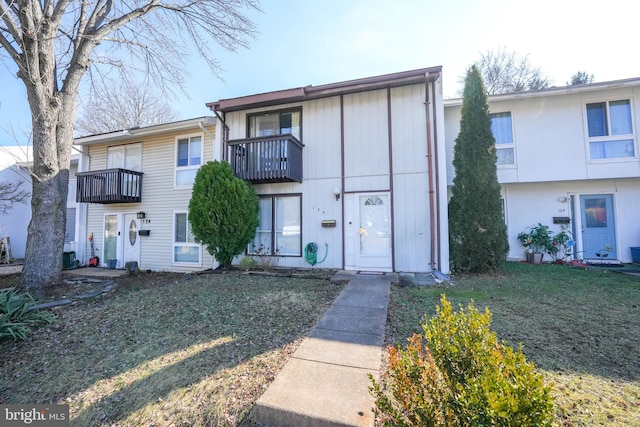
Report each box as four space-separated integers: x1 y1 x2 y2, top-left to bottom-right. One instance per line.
137 211 146 219
558 196 568 203
333 188 341 201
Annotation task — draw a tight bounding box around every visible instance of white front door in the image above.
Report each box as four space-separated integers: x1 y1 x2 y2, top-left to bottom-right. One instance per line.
356 193 392 271
123 213 141 266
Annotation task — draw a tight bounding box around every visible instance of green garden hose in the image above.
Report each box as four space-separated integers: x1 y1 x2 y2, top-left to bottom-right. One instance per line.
304 242 328 266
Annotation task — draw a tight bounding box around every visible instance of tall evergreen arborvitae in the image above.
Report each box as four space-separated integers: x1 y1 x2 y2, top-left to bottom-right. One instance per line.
449 66 509 273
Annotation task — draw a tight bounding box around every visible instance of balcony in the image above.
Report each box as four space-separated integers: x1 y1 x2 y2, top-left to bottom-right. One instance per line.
227 135 303 183
76 169 143 204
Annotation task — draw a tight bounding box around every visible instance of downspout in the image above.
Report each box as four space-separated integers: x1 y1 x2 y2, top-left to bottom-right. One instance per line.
198 120 214 138
340 94 346 270
431 75 442 271
424 73 436 270
75 145 89 264
386 87 395 271
213 110 230 161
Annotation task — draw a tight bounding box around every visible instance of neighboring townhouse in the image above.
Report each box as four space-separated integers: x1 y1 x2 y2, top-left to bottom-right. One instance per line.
0 146 79 260
444 77 640 263
74 117 217 271
208 67 449 273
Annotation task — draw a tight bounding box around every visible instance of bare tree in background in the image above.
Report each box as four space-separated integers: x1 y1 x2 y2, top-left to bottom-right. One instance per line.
0 0 260 290
0 180 29 215
568 71 595 86
472 46 552 95
76 78 180 136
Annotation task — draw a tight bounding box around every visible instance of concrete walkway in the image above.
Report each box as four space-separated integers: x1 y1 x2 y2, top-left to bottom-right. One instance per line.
252 270 397 427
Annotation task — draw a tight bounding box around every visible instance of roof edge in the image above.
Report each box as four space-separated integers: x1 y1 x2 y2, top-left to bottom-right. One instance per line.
444 76 640 107
75 116 215 145
210 66 443 112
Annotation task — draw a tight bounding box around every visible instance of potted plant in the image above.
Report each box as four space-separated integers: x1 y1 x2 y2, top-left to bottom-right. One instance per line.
518 223 553 264
548 230 574 263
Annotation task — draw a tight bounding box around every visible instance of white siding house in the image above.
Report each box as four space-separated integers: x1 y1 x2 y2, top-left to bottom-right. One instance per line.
209 67 449 273
74 118 217 272
444 78 640 263
0 146 79 260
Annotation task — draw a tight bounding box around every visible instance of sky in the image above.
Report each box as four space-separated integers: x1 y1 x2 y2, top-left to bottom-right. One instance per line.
1 0 639 146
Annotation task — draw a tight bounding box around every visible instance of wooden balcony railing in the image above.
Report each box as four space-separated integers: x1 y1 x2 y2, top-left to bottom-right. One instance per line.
76 168 143 204
227 134 303 183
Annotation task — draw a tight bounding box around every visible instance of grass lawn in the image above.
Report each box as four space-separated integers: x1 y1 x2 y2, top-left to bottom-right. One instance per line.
0 271 344 426
386 262 640 427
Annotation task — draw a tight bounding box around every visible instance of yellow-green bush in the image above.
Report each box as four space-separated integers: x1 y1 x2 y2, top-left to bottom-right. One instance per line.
370 295 554 426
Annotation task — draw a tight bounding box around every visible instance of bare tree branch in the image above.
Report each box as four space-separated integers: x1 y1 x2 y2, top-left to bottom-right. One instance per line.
75 75 180 135
469 46 552 95
0 179 29 215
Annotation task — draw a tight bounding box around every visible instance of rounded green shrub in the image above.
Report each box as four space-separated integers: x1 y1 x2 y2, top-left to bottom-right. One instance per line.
188 161 259 269
370 295 554 426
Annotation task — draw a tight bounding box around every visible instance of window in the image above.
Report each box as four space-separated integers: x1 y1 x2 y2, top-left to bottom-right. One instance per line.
249 109 301 140
586 99 635 159
249 195 301 256
174 212 200 264
490 112 515 165
107 144 142 197
175 135 203 186
107 143 142 171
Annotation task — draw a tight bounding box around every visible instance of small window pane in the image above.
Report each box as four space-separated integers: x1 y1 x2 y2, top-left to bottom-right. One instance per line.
174 246 199 263
250 111 301 140
609 100 632 135
175 213 187 242
490 112 513 144
590 139 635 159
129 220 137 246
497 148 515 165
125 145 142 171
251 115 279 137
275 196 301 255
177 139 189 166
176 169 197 186
587 102 607 137
584 199 607 228
107 147 124 169
190 137 202 165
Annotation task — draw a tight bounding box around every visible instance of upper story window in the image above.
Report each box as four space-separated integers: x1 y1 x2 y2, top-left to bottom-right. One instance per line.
107 143 141 171
175 135 203 187
586 99 635 160
249 109 301 140
490 112 515 166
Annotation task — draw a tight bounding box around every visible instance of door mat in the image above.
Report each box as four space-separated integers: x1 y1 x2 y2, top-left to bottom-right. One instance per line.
356 271 386 275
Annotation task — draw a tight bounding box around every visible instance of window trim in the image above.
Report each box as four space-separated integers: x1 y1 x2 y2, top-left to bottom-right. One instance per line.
248 193 302 257
172 210 202 266
490 111 516 168
174 133 204 188
584 98 636 162
246 107 303 141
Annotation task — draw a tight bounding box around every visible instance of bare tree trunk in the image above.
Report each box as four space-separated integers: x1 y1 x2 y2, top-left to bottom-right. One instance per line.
20 96 75 291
